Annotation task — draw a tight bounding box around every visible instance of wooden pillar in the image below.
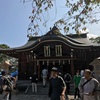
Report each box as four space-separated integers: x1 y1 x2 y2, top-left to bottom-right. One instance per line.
71 59 74 77
34 61 37 73
37 61 40 80
18 53 21 80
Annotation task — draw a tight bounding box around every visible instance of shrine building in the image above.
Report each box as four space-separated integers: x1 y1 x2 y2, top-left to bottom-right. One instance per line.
0 26 100 80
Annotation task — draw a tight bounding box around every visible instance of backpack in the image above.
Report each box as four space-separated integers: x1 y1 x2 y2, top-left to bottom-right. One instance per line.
2 76 13 91
65 75 71 83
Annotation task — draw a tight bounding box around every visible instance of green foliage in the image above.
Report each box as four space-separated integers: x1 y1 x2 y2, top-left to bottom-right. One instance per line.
0 44 10 49
22 0 100 34
89 36 100 43
24 0 53 35
0 44 10 63
58 0 100 33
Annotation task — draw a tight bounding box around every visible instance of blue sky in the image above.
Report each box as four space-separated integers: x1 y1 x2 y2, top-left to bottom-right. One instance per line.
0 0 100 47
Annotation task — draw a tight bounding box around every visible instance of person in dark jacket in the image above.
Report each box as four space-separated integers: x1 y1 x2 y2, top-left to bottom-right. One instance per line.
31 73 38 93
64 73 72 93
48 67 66 100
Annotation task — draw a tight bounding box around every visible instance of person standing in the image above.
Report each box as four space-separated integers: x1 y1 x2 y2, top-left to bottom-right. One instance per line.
79 69 99 100
48 67 66 100
41 68 48 87
73 70 81 100
11 70 18 89
80 70 84 77
31 73 38 93
64 73 72 93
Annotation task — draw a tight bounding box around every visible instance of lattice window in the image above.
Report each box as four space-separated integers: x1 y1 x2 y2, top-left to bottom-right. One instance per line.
44 46 50 57
55 45 62 56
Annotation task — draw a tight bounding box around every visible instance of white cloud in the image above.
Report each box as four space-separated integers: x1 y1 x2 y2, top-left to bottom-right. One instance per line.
79 28 98 39
87 34 98 39
79 28 89 34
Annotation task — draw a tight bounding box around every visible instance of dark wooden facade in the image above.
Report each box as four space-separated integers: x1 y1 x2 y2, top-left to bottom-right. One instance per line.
0 26 100 80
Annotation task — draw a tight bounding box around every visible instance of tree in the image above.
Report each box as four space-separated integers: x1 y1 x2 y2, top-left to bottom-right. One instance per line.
22 0 100 34
89 36 100 43
0 44 10 63
0 44 10 49
0 44 18 66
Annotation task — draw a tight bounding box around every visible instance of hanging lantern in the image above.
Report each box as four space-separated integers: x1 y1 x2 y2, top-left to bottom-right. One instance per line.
68 60 70 64
53 61 55 65
47 60 49 66
59 60 61 65
37 61 39 65
42 61 44 65
63 60 65 65
34 53 36 59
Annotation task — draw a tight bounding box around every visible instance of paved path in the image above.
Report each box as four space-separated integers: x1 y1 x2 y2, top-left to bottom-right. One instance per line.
0 81 76 100
0 94 74 100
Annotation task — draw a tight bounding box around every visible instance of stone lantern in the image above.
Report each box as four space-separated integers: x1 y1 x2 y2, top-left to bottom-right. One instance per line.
90 57 100 81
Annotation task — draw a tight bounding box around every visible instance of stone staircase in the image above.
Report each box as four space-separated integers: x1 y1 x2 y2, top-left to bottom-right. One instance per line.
69 83 75 95
26 83 49 95
17 81 75 95
24 82 75 95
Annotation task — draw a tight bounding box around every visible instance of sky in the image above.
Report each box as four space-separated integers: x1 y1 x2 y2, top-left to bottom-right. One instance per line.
0 0 100 47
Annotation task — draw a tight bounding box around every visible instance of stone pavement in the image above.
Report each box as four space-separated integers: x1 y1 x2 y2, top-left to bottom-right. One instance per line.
0 80 76 100
0 94 74 100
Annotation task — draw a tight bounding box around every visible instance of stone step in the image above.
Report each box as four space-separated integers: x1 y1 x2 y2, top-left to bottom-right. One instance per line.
17 80 75 95
27 84 49 95
26 83 75 95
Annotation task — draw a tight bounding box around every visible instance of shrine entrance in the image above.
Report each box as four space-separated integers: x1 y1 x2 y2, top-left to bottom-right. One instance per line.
36 59 74 81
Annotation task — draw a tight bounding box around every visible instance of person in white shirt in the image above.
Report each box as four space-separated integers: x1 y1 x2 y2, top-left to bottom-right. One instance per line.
79 69 99 100
80 70 84 77
41 68 48 87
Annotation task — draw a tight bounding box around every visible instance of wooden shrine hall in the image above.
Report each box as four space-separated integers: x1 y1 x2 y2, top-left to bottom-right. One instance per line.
0 26 100 80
